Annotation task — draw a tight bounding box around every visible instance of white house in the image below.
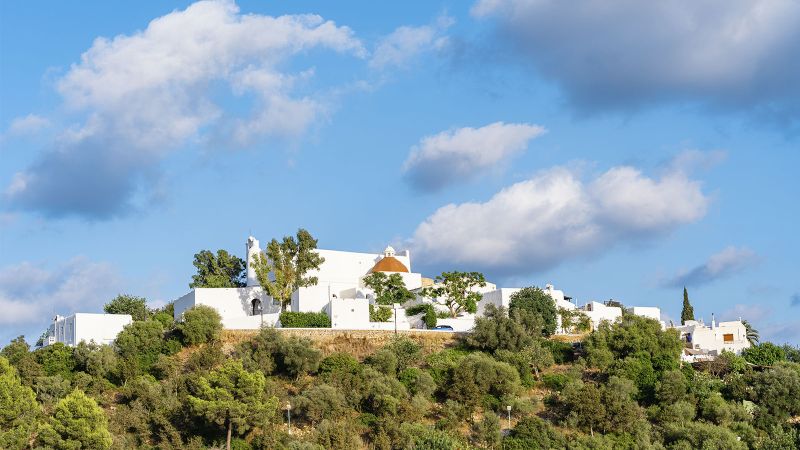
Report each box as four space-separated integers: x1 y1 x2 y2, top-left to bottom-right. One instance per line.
674 317 751 362
43 313 132 347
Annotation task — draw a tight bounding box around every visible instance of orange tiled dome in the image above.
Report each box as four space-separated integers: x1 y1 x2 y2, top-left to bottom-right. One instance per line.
370 256 409 273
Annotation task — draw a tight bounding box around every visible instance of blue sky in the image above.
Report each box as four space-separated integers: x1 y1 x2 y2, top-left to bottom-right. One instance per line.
1 0 798 346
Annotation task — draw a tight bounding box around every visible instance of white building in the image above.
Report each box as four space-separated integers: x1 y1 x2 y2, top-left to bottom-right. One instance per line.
174 237 421 330
674 317 751 362
581 301 623 330
43 313 132 347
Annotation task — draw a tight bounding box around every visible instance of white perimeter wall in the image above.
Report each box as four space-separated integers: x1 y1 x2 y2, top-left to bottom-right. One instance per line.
174 287 277 329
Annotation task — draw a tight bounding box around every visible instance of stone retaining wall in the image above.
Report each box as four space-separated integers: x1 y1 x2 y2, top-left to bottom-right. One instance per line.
222 328 464 359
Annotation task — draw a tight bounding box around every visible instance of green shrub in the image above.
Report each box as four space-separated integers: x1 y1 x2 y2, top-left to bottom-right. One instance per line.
542 373 569 391
541 340 575 364
369 305 392 322
406 304 437 328
279 312 331 328
742 342 786 366
230 438 253 450
178 305 222 346
319 353 360 376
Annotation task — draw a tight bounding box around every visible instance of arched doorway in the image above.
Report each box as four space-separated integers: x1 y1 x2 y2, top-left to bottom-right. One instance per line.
251 298 262 316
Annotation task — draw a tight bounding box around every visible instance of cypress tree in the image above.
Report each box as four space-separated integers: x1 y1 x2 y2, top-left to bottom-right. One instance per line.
681 287 695 325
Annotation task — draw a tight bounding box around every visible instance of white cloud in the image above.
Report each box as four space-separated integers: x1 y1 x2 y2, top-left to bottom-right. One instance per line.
667 149 727 173
369 16 453 70
720 304 771 323
0 257 122 326
411 163 709 275
471 0 800 126
5 114 51 136
402 121 546 191
663 246 759 287
6 0 365 218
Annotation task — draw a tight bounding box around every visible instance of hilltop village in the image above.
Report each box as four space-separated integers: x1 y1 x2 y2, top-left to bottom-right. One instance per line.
8 230 798 450
44 233 751 362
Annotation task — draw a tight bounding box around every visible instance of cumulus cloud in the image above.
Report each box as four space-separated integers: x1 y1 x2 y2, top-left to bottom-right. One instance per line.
471 0 800 126
5 0 364 219
663 246 759 288
411 163 709 275
5 114 51 137
0 257 122 326
370 16 453 70
402 122 545 191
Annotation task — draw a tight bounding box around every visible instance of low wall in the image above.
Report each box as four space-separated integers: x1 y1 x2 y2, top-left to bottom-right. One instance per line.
222 328 465 359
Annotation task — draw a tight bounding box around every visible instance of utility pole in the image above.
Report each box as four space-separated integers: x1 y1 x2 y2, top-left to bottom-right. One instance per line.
394 303 399 335
506 405 512 430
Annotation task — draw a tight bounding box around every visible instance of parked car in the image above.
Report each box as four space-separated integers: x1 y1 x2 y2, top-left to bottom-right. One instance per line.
432 325 454 331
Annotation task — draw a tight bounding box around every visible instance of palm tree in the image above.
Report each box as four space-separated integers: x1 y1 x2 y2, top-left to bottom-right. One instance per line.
742 320 759 346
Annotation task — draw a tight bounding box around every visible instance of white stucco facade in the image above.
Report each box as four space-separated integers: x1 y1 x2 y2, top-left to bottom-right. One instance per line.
674 319 751 361
173 286 281 329
44 313 132 347
581 301 623 330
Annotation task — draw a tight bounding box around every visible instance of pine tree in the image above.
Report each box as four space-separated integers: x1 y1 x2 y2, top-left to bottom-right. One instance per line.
681 287 695 325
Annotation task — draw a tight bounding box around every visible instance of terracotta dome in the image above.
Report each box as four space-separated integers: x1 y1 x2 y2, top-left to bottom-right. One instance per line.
370 256 409 273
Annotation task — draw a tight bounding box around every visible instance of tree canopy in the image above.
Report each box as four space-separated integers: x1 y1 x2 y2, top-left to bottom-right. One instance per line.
252 228 325 310
509 286 558 336
362 272 414 306
422 271 486 318
0 356 39 450
104 294 150 321
37 390 113 450
190 249 247 288
187 360 278 450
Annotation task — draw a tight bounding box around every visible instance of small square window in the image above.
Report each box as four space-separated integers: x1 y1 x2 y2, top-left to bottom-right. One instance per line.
723 333 734 343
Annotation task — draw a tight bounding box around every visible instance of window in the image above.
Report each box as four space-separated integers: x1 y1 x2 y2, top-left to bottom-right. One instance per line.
723 333 734 343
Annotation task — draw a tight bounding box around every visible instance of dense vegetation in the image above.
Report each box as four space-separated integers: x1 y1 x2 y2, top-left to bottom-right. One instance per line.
3 296 800 450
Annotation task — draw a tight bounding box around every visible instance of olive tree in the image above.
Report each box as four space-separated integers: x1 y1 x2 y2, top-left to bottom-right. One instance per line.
422 271 486 318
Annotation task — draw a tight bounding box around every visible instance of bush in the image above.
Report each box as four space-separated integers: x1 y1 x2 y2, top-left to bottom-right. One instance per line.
365 349 397 376
448 353 520 411
425 348 469 388
369 304 392 322
278 336 322 378
742 342 786 366
178 305 222 346
406 304 437 328
542 373 570 392
466 305 533 353
541 340 575 364
319 353 360 376
280 312 331 328
295 384 348 424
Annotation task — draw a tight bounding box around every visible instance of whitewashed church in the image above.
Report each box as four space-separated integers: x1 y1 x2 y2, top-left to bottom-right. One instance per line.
174 236 429 330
